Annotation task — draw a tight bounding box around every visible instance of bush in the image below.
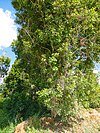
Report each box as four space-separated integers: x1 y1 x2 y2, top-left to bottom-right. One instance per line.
0 96 12 129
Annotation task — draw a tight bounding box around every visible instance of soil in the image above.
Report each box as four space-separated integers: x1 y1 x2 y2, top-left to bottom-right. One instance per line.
14 108 100 133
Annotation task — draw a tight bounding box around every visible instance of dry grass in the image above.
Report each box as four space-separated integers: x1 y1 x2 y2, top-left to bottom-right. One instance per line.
14 108 100 133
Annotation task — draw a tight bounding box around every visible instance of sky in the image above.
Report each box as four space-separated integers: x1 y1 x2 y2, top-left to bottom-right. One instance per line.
0 0 17 65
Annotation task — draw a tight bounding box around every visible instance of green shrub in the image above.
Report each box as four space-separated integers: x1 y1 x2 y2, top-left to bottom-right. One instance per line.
0 123 15 133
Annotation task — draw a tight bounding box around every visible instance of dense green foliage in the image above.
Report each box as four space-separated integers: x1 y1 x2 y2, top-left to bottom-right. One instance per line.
3 60 46 119
0 0 100 124
0 56 10 77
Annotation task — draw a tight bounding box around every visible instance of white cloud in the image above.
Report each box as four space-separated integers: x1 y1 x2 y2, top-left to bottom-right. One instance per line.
0 8 17 48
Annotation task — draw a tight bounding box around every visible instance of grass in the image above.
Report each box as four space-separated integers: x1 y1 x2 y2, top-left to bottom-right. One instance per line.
0 123 15 133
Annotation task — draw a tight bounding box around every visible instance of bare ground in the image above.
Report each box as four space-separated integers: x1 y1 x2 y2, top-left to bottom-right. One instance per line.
14 108 100 133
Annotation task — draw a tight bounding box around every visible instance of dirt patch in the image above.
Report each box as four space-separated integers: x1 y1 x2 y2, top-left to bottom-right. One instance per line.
67 108 100 133
14 108 100 133
14 120 28 133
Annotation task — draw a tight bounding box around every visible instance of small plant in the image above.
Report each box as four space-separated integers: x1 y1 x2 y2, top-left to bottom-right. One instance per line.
0 123 15 133
28 115 41 129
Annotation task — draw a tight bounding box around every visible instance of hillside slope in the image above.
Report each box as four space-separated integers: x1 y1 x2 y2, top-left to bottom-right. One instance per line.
14 108 100 133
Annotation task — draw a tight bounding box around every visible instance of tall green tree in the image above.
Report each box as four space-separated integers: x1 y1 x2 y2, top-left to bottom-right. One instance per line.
5 0 100 119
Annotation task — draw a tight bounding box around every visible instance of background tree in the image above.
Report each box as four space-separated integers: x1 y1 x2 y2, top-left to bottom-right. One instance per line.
0 56 10 77
3 59 43 120
0 55 11 127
